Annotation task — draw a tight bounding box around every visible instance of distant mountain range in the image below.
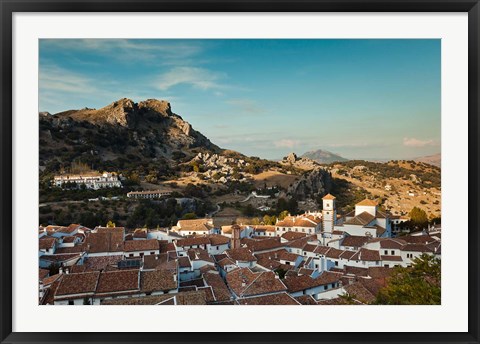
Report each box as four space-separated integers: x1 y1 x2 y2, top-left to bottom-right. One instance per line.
414 153 441 168
300 149 348 164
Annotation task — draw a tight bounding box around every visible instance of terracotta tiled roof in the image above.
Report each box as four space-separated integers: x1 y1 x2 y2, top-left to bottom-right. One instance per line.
343 283 376 304
401 235 438 245
57 224 82 234
39 237 56 250
237 293 299 305
281 232 308 241
177 218 214 232
341 236 369 248
101 290 208 305
42 273 62 286
133 228 148 239
256 258 282 270
207 234 230 246
401 244 434 253
54 245 86 254
344 266 369 276
62 236 77 243
39 268 50 281
339 250 356 259
381 255 403 261
140 270 177 293
81 256 123 272
217 257 236 268
96 270 139 294
252 225 276 232
40 253 82 263
343 211 376 226
85 232 124 253
314 246 331 255
240 237 284 253
325 248 344 259
367 267 395 279
159 242 176 254
226 268 287 297
124 239 159 252
379 238 407 249
294 294 318 305
283 271 341 293
276 216 320 228
302 244 317 253
226 247 257 262
95 226 125 234
176 236 211 247
350 248 381 261
203 273 232 302
187 248 214 263
322 193 336 200
55 272 100 296
356 199 378 206
178 256 192 268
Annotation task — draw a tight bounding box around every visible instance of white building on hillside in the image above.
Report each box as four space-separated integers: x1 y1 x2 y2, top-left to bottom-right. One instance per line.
53 172 121 190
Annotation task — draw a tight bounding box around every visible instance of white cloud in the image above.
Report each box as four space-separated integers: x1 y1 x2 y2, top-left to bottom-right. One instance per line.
403 137 436 147
155 67 226 91
274 139 301 149
41 39 204 64
40 65 99 94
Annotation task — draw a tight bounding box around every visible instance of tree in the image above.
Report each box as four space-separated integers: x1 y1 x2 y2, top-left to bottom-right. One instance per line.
375 254 441 305
409 207 429 228
182 212 197 220
106 220 116 228
278 210 289 221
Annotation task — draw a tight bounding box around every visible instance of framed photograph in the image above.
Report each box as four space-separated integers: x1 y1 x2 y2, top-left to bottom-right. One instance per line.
1 1 479 343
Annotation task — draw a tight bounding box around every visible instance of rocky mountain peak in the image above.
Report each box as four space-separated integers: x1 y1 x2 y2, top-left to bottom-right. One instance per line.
139 99 173 116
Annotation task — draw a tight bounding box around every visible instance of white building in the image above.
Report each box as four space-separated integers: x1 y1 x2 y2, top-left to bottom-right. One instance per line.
53 172 122 190
127 190 171 199
326 198 392 239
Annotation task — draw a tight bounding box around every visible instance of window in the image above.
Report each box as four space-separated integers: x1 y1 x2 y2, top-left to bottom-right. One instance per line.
335 261 338 266
331 283 335 288
315 264 319 268
385 264 390 268
324 285 328 290
68 300 74 305
216 246 219 250
150 252 154 255
391 250 395 255
384 250 388 255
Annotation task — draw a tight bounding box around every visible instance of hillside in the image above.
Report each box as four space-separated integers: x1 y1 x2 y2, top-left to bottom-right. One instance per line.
301 149 348 164
40 98 222 178
327 160 441 217
414 153 441 168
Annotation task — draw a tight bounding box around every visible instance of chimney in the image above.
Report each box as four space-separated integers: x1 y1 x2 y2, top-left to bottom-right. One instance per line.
59 267 63 275
173 273 177 282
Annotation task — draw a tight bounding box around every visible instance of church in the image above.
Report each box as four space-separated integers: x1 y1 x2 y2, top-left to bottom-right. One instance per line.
321 194 392 239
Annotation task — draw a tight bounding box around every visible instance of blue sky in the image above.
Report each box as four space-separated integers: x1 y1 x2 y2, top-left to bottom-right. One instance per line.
39 39 441 160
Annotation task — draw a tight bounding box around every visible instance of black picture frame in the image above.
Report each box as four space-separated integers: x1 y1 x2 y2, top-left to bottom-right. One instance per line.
1 1 479 343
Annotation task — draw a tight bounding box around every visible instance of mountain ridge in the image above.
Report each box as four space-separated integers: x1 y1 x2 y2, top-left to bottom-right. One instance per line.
301 149 348 164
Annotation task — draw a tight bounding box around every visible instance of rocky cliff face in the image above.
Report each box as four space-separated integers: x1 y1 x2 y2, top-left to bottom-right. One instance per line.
287 167 332 201
39 98 221 172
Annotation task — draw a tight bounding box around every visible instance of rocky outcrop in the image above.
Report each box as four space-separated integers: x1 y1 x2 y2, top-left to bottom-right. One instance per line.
287 167 331 201
40 98 222 165
281 152 319 170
